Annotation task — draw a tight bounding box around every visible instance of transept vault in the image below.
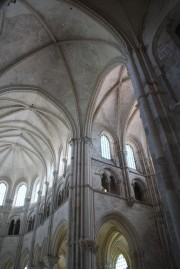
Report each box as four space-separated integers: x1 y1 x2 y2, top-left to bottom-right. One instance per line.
0 1 179 269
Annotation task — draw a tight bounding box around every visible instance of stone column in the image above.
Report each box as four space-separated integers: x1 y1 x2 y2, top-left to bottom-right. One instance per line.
1 198 13 235
135 46 180 182
116 180 122 195
29 190 42 268
127 47 180 265
0 199 13 256
120 150 133 206
14 197 31 269
46 170 58 256
67 137 97 269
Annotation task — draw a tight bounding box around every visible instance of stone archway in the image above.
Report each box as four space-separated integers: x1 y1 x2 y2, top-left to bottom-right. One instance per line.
95 212 145 269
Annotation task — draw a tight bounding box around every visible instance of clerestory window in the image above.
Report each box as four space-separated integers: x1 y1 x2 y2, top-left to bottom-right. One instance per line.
15 184 27 207
126 144 136 169
115 254 128 269
101 135 111 159
0 182 7 205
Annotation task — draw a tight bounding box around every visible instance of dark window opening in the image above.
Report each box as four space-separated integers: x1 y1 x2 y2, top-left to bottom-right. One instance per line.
110 176 117 194
101 174 109 192
8 219 15 235
134 183 143 201
175 24 180 38
14 219 20 235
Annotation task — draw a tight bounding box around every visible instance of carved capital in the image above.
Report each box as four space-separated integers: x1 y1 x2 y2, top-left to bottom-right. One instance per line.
79 238 98 253
70 137 93 145
82 136 93 145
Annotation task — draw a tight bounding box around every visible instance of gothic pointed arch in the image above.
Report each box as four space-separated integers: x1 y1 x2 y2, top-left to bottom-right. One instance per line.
0 253 14 269
95 212 145 269
51 221 68 257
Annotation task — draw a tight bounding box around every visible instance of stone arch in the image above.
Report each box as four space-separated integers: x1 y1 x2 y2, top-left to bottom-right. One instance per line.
51 222 68 269
40 238 48 261
94 124 119 159
33 244 41 266
85 60 127 137
20 248 30 269
51 221 68 257
99 167 120 195
0 252 14 269
95 211 145 269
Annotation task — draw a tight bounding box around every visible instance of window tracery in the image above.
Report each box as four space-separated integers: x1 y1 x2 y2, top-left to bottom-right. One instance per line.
115 254 128 269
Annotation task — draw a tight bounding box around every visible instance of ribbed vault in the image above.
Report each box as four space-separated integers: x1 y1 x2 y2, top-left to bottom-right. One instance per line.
0 89 71 185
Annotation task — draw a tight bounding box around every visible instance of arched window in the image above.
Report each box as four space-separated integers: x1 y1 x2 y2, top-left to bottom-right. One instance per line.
34 181 40 203
101 135 111 159
115 254 128 269
126 144 136 169
0 182 7 205
15 184 27 207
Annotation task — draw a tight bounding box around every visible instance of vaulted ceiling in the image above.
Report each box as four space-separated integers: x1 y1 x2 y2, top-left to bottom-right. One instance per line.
0 0 176 184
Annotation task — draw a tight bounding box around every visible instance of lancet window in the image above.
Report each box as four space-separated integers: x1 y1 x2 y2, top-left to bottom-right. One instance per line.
0 182 7 205
101 135 111 159
115 254 128 269
15 184 27 207
126 144 136 169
